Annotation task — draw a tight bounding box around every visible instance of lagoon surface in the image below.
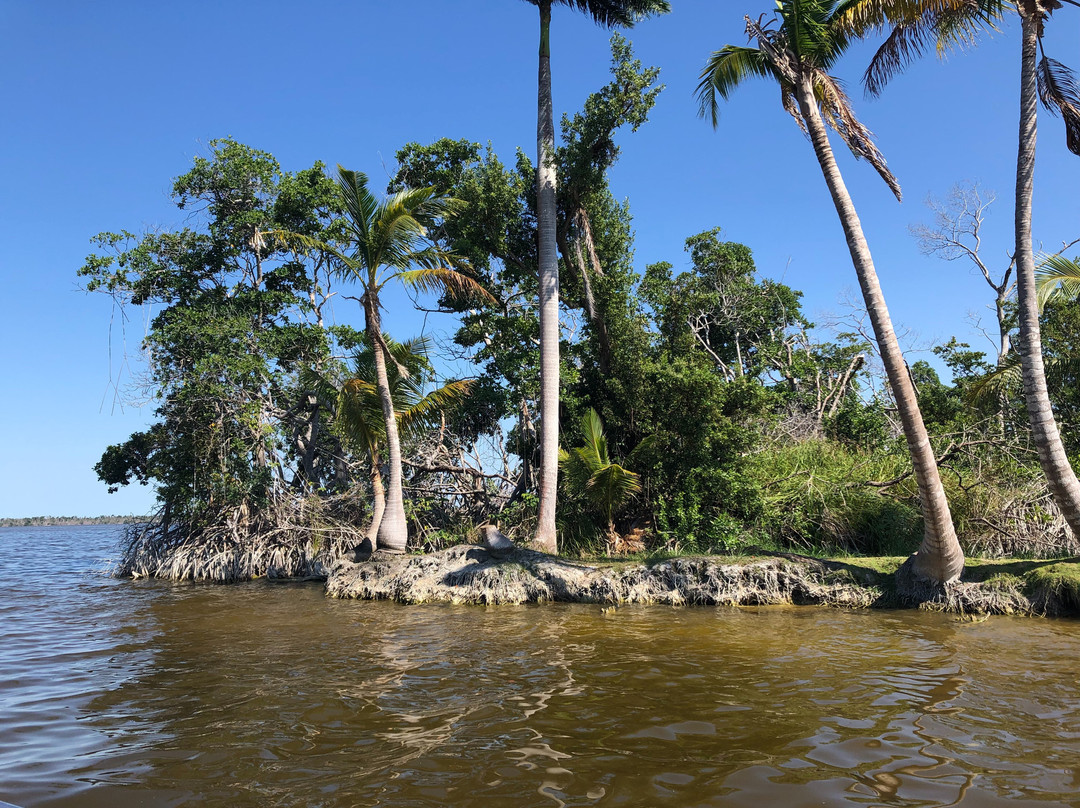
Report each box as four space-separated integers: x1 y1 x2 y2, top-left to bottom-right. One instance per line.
2 526 1080 807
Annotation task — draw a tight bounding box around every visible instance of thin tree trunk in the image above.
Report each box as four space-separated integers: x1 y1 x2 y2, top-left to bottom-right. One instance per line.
575 209 615 370
795 75 963 584
996 287 1012 367
558 225 611 373
1013 8 1080 537
995 287 1011 436
365 452 386 543
365 295 409 552
534 0 560 554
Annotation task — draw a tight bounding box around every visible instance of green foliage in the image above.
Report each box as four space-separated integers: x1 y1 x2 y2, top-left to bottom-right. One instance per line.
558 409 647 546
316 335 473 460
80 139 344 519
640 228 807 380
750 439 922 556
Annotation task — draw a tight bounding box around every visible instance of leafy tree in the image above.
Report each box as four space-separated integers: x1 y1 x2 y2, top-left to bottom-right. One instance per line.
696 0 964 583
641 228 807 381
80 139 343 529
556 34 663 373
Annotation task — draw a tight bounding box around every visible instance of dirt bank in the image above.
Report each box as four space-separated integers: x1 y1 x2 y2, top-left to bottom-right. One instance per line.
326 544 1080 617
327 545 879 608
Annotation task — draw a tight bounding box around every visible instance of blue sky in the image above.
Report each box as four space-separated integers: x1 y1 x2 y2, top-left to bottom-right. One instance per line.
1 0 1076 518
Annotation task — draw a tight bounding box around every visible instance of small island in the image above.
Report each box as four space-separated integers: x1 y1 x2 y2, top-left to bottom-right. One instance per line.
79 20 1080 621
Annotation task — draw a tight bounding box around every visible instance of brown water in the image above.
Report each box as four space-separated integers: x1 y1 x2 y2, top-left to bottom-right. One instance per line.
2 526 1080 807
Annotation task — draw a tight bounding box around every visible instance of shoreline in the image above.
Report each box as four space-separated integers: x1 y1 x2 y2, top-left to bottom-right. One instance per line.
325 544 1080 618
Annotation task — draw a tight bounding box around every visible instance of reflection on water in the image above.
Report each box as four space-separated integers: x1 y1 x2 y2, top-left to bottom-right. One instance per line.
2 526 1080 807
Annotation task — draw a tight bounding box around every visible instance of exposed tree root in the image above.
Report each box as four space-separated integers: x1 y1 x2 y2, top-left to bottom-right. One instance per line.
328 546 1080 617
326 545 881 607
115 496 365 582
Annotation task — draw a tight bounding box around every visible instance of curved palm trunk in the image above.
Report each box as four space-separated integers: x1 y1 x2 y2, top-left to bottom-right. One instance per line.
1013 9 1080 537
534 0 560 554
795 76 963 584
365 451 386 543
365 296 409 553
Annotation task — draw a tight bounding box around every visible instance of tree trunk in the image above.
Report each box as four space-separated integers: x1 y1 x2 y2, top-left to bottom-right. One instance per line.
558 224 612 373
365 295 409 552
795 75 964 584
1013 8 1080 537
534 0 560 554
995 287 1012 367
365 452 386 543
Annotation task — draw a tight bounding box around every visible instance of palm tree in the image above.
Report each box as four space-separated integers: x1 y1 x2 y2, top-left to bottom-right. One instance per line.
559 408 648 545
1038 253 1080 306
839 0 1080 539
313 336 474 545
274 167 490 552
697 0 963 584
525 0 670 555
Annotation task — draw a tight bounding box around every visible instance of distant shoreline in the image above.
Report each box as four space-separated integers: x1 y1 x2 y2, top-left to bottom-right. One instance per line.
0 516 149 528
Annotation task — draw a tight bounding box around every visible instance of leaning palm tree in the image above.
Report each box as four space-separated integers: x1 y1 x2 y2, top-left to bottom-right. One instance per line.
311 336 474 545
839 0 1080 539
697 0 963 584
273 167 491 552
525 0 670 555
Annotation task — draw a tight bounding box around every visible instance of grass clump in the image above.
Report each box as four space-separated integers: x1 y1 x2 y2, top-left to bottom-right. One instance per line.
1025 563 1080 615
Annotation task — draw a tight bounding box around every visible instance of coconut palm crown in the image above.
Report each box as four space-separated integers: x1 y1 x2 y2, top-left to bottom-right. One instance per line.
698 0 902 200
696 0 965 584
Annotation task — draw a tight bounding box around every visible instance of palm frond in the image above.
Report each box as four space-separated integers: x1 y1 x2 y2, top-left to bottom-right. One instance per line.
862 13 940 95
397 378 474 435
967 350 1080 406
965 354 1022 406
782 0 838 66
263 229 354 269
580 408 610 468
834 0 1007 95
1037 56 1080 156
298 365 344 412
696 45 781 127
833 0 1007 35
398 267 497 304
814 70 903 199
335 166 378 245
1036 252 1080 308
551 0 671 28
626 434 657 465
336 376 382 453
585 463 641 519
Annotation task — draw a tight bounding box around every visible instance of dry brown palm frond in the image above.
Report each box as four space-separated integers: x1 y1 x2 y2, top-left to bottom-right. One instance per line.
813 70 903 199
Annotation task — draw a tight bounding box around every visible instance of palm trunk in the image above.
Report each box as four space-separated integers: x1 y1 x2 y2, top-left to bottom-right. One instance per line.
795 75 963 584
1013 9 1080 537
365 452 386 543
534 0 560 554
365 295 409 552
